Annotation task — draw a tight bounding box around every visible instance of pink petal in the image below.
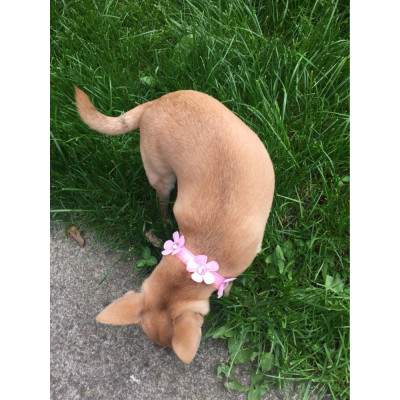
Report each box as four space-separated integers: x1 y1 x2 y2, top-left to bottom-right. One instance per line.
173 231 180 243
217 278 236 298
203 271 215 284
206 261 219 272
191 272 203 283
163 240 174 250
178 235 185 247
186 260 197 272
194 255 208 265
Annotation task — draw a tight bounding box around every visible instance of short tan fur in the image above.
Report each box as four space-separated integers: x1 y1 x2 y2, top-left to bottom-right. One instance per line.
75 86 275 363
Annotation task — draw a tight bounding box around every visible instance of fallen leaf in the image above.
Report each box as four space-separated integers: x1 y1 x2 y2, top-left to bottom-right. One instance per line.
145 231 163 247
67 225 85 247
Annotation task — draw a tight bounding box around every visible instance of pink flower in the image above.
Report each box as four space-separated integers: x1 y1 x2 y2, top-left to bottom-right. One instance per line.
162 231 185 255
186 255 219 284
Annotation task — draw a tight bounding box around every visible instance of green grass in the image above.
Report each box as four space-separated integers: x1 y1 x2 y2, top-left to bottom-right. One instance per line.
51 0 349 398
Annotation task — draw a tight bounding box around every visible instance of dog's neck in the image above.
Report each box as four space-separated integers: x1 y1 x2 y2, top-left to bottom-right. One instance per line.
162 232 236 298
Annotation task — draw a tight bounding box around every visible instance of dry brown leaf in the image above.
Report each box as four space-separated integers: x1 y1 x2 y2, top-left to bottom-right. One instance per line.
145 231 163 248
67 225 85 248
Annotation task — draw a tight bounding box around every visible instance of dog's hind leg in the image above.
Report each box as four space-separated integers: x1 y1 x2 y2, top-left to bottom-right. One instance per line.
140 148 176 217
153 175 176 217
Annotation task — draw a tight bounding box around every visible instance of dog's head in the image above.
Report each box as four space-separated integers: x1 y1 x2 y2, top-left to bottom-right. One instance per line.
96 259 210 363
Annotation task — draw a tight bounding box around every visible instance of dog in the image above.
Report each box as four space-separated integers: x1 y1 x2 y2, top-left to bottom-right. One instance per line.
75 87 275 363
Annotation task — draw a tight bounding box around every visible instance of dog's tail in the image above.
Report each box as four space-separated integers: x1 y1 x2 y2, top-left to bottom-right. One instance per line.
74 86 150 135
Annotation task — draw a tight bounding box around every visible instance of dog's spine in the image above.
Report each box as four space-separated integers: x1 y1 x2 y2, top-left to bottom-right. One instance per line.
74 86 150 135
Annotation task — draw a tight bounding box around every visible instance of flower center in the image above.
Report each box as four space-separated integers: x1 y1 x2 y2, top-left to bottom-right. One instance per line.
196 265 207 275
172 244 178 250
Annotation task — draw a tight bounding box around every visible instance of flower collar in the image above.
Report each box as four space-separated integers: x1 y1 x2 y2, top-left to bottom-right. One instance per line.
162 231 236 298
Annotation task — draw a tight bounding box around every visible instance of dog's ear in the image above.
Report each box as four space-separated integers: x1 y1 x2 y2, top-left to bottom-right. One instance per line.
96 291 144 325
172 312 204 364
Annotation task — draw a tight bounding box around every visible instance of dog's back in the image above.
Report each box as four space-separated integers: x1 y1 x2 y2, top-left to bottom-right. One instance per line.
138 90 275 275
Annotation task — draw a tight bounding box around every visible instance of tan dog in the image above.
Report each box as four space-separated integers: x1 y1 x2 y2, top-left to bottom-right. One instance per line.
75 87 275 363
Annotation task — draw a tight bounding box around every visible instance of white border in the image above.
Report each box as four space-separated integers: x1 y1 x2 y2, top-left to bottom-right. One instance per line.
351 1 400 399
1 2 49 398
